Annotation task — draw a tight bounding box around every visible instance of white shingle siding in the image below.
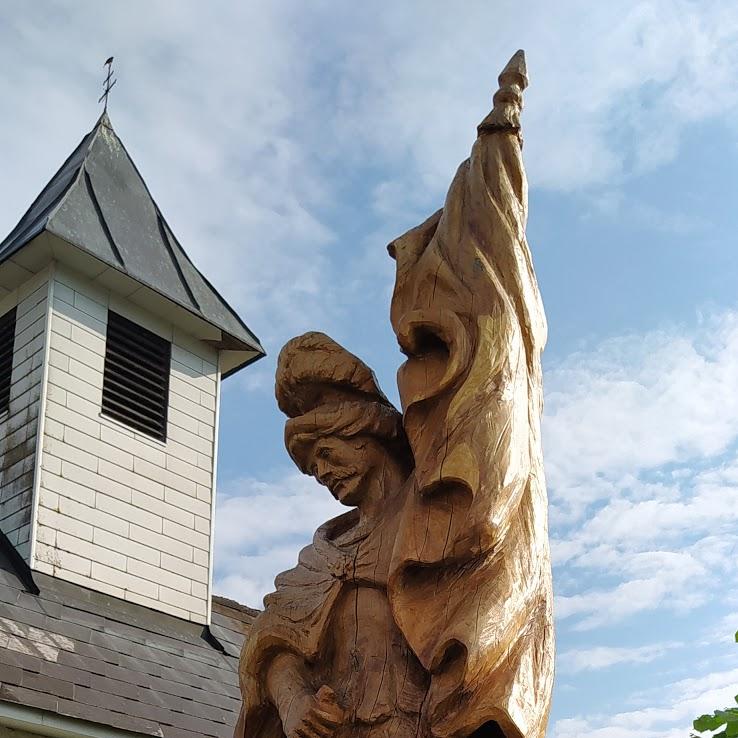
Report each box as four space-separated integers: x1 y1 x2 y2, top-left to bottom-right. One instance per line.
0 271 50 559
30 266 219 623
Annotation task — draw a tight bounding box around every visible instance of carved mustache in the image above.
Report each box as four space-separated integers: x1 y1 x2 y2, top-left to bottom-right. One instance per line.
314 468 355 487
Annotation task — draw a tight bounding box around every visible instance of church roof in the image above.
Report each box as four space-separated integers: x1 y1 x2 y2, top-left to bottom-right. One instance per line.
0 113 264 376
0 545 257 737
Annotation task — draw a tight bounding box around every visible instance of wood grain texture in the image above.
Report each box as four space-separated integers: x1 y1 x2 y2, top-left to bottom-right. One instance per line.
236 50 554 738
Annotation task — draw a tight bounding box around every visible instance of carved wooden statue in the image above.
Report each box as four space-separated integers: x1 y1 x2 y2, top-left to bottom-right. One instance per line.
236 50 554 738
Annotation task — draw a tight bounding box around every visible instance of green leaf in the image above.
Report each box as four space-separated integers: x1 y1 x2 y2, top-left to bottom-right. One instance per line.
715 710 738 724
695 714 726 731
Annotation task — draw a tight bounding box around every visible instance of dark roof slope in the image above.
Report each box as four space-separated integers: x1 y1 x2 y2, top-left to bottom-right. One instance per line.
0 548 256 737
0 113 264 368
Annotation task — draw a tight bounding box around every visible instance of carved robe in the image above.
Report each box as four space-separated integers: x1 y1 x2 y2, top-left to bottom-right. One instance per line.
385 65 554 738
237 485 427 738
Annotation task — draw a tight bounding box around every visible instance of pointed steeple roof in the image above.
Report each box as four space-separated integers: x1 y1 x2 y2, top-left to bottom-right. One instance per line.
0 113 264 375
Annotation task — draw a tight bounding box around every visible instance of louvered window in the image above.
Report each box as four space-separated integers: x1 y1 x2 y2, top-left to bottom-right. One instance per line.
0 307 16 415
102 311 171 441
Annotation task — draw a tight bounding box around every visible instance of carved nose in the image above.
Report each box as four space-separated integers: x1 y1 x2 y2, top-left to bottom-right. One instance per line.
316 459 332 482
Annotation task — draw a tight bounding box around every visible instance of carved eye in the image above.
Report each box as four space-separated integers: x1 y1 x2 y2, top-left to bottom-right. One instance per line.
317 447 330 460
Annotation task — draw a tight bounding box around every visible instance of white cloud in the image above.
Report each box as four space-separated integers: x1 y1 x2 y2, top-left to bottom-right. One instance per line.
585 191 710 236
4 1 738 362
545 311 738 521
552 475 738 567
300 0 738 200
552 667 738 738
558 642 683 674
214 544 313 610
555 567 701 631
212 471 344 607
546 309 738 629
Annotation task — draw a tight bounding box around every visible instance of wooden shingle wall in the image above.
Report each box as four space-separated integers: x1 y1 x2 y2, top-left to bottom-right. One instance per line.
32 265 219 623
0 270 50 560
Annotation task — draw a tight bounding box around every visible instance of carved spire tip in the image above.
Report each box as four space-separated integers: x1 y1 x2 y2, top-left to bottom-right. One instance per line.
499 49 527 90
477 49 528 137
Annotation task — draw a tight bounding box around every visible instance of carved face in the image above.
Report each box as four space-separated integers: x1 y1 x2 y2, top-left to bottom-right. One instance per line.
307 436 384 506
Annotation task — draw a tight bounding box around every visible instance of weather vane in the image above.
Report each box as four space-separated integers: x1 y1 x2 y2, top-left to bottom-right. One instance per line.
98 57 117 112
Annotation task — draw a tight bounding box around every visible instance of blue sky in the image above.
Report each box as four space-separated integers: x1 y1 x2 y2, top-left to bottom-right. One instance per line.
1 1 738 735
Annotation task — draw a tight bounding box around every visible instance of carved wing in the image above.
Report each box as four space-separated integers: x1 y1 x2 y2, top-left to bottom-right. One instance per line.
387 51 554 738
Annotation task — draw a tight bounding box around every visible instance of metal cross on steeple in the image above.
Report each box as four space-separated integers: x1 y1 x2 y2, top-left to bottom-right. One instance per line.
98 57 117 112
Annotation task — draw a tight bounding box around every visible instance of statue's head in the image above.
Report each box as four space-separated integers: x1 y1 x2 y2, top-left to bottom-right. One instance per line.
287 409 404 506
275 332 411 506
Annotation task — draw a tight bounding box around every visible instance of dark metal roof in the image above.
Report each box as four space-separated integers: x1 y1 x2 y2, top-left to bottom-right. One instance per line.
0 546 256 737
0 113 264 371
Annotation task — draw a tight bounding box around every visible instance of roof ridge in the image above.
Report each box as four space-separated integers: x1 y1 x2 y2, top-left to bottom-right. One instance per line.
156 212 200 310
45 115 105 225
212 594 260 617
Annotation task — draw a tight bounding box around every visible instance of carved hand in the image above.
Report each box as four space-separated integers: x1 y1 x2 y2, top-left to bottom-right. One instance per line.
282 685 345 738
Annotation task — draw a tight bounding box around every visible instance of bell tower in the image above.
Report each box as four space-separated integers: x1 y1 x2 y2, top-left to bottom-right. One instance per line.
0 113 264 623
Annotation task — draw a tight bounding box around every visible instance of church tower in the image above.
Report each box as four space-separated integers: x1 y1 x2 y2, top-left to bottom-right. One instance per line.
0 113 264 624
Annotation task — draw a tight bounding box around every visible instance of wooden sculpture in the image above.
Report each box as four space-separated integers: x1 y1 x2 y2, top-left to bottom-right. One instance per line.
236 50 554 738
